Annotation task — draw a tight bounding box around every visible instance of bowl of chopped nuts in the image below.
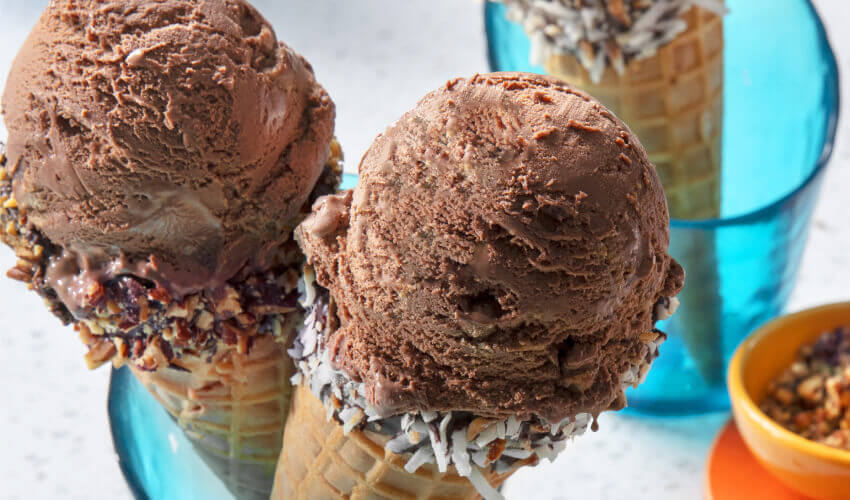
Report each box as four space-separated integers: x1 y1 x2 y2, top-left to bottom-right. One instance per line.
728 302 850 500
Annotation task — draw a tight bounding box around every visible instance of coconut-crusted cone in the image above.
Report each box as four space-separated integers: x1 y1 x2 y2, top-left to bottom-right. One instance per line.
0 0 342 497
273 384 529 500
503 0 727 383
275 73 684 499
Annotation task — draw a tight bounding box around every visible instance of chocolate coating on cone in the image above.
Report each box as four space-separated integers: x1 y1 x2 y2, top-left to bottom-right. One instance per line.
2 0 335 298
298 73 683 422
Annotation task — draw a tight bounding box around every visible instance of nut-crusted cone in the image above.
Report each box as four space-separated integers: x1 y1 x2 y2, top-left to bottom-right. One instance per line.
272 385 528 500
130 335 294 500
545 6 725 384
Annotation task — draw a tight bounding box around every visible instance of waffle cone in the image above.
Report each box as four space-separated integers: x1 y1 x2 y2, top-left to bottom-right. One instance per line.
130 334 294 500
545 6 725 384
273 384 526 499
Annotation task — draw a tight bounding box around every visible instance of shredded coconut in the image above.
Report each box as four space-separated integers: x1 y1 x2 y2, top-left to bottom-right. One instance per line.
655 296 680 321
498 0 727 82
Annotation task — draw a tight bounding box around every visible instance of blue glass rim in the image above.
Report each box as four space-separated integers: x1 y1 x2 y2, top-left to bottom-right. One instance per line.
484 0 841 230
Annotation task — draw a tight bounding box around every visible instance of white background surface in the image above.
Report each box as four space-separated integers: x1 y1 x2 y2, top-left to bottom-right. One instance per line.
0 1 849 499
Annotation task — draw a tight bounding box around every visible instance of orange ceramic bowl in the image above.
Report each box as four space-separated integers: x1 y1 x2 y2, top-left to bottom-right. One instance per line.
728 302 850 500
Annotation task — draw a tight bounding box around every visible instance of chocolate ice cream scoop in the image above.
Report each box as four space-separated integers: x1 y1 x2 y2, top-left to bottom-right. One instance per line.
0 0 341 371
298 72 683 422
2 0 334 298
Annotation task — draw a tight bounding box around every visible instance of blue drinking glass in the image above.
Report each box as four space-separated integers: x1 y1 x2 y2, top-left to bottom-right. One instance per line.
485 0 839 414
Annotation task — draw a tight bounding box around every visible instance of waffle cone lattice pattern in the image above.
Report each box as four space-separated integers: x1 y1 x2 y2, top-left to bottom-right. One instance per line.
546 6 724 220
273 384 523 499
131 334 294 500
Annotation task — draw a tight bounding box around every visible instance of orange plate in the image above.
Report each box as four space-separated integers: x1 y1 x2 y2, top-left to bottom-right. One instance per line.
705 420 808 500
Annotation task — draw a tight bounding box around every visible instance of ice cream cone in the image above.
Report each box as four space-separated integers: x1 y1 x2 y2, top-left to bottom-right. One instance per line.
545 5 725 384
272 384 527 500
131 334 294 500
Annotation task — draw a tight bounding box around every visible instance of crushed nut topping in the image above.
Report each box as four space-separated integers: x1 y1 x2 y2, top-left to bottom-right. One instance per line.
761 327 850 451
0 141 342 371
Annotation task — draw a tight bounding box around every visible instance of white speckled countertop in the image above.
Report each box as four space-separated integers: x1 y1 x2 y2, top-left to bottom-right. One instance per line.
1 1 848 499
